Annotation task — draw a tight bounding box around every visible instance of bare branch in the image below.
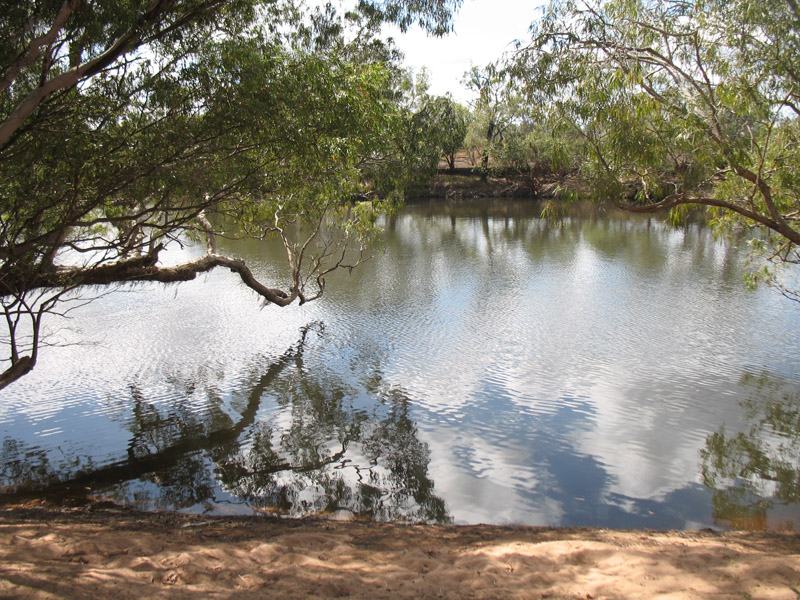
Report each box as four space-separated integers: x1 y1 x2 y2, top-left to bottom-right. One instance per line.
196 210 217 255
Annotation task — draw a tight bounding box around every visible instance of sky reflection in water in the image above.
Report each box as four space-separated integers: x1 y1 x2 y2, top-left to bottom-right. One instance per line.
1 199 799 530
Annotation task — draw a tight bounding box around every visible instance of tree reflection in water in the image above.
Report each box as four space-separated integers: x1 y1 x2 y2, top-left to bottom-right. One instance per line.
701 370 800 531
0 323 450 523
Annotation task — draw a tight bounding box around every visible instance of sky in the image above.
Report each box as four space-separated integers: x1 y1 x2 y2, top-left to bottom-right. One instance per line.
389 0 544 103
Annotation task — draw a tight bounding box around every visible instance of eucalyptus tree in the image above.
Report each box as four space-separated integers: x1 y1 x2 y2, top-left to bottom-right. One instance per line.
394 69 468 183
515 0 800 298
417 94 468 173
0 0 460 389
463 63 516 178
407 93 468 179
433 96 470 172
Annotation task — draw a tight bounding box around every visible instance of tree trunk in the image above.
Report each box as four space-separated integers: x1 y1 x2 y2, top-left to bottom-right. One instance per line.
0 356 35 391
481 120 495 183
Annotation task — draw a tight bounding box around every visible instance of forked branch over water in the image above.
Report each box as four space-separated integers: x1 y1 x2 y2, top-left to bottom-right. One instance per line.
0 0 459 389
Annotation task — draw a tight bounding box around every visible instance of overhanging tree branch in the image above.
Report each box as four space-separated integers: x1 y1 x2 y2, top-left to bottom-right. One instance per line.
0 0 459 389
0 0 80 96
32 253 295 306
0 0 231 149
516 0 800 302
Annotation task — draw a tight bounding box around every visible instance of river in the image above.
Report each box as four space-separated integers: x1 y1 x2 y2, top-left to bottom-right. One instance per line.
2 198 799 530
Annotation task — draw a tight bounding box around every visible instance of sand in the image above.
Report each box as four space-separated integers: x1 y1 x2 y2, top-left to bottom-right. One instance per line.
1 506 799 599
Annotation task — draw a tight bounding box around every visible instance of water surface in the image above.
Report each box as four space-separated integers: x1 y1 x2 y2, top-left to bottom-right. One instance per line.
2 199 799 530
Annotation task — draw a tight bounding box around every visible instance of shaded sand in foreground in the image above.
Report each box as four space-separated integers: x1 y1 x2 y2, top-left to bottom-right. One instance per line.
1 508 799 599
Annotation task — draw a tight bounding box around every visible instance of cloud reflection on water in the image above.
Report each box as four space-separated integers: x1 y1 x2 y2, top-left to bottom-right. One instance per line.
1 199 799 529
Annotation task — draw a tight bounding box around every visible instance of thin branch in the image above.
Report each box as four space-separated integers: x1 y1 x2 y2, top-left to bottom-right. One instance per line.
614 192 800 245
196 210 217 255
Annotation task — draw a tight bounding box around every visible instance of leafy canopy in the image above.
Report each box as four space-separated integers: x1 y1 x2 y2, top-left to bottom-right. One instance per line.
513 0 800 298
0 0 461 388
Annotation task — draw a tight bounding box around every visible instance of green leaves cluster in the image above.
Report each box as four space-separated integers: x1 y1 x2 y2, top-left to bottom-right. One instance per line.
0 0 460 387
513 0 800 295
401 71 469 183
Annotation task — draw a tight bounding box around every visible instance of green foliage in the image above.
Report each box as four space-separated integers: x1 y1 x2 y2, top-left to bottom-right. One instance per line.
514 0 800 299
463 63 515 177
0 0 460 386
426 95 469 171
406 90 468 179
357 0 462 36
461 61 586 179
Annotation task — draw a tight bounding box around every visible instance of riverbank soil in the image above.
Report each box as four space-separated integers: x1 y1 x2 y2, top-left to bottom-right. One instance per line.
1 507 799 599
416 170 588 201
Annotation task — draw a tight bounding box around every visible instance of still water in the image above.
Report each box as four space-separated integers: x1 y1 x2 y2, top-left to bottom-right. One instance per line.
2 199 799 530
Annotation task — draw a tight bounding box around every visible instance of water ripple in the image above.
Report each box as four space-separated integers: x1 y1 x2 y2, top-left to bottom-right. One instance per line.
1 202 799 529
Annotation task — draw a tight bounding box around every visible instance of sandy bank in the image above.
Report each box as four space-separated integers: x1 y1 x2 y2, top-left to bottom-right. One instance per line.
1 507 799 599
